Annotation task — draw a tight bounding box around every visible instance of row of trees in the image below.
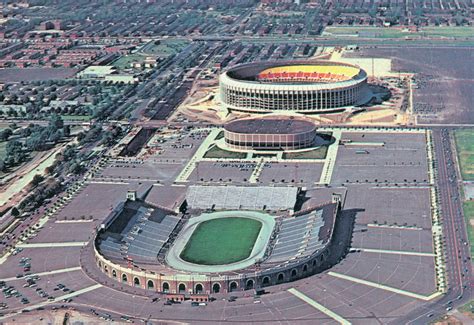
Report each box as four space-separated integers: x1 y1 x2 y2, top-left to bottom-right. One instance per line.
1 80 127 119
0 115 70 172
12 121 125 216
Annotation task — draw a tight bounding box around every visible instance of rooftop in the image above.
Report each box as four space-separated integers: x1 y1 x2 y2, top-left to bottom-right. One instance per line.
225 117 316 135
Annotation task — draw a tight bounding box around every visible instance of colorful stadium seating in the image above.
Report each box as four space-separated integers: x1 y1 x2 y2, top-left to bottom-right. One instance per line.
257 65 359 83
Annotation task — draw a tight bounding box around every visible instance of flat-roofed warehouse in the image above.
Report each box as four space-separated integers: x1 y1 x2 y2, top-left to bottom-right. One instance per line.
224 116 317 150
219 60 367 113
186 185 298 211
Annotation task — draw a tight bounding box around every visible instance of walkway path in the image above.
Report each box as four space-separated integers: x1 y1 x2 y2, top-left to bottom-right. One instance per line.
351 248 435 257
0 266 82 282
175 128 220 182
16 241 88 248
328 272 442 301
288 288 351 325
319 129 341 185
0 283 103 318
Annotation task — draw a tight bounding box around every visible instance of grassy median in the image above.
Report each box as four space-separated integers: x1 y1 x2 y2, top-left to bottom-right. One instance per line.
455 129 474 258
454 129 474 181
463 201 474 258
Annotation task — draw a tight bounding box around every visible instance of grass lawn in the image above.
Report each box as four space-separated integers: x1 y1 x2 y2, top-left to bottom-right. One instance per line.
0 141 6 160
456 129 474 259
283 146 328 160
180 217 262 265
323 26 474 39
323 26 408 38
420 27 474 38
455 129 474 181
203 145 247 159
458 299 474 316
215 131 224 140
60 115 91 122
463 201 474 258
141 39 189 57
113 53 145 69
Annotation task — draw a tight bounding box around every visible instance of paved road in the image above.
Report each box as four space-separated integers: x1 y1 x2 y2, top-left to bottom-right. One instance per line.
398 128 473 324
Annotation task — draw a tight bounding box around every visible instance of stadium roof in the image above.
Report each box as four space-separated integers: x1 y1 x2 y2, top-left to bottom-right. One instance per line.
186 185 298 211
225 117 316 135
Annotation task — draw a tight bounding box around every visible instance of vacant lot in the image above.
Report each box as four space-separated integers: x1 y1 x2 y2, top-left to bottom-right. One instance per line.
349 46 474 124
180 217 262 265
455 129 474 181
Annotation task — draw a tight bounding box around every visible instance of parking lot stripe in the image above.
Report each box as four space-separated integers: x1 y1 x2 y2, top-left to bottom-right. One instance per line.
0 283 103 318
16 242 88 248
0 266 82 282
54 220 94 224
288 288 351 325
352 248 435 257
328 272 442 301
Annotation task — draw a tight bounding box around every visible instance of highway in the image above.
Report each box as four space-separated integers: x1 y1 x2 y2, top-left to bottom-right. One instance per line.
400 128 472 324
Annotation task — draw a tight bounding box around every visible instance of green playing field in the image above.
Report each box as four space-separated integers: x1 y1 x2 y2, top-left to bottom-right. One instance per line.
180 217 262 265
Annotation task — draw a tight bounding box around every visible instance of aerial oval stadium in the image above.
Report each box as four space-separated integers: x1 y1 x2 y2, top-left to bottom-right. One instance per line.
219 60 368 113
94 188 340 295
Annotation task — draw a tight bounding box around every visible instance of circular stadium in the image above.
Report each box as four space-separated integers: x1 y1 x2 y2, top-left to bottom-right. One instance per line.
219 60 368 113
224 117 317 151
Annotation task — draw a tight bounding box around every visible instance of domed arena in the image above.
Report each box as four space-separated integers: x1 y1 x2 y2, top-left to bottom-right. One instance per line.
224 117 317 151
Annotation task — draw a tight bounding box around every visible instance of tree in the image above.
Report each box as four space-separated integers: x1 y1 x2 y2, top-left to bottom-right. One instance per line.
11 207 20 218
0 128 12 141
44 166 54 175
63 125 71 137
48 114 64 130
31 174 44 187
77 132 86 142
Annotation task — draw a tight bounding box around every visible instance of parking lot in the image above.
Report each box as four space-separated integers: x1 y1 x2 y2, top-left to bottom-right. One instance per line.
188 161 257 184
0 127 444 324
258 162 324 185
332 131 429 185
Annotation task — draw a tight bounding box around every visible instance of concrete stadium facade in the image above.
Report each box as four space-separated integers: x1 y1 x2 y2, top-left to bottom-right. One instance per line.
94 244 331 295
93 204 339 296
219 60 367 113
95 235 330 295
